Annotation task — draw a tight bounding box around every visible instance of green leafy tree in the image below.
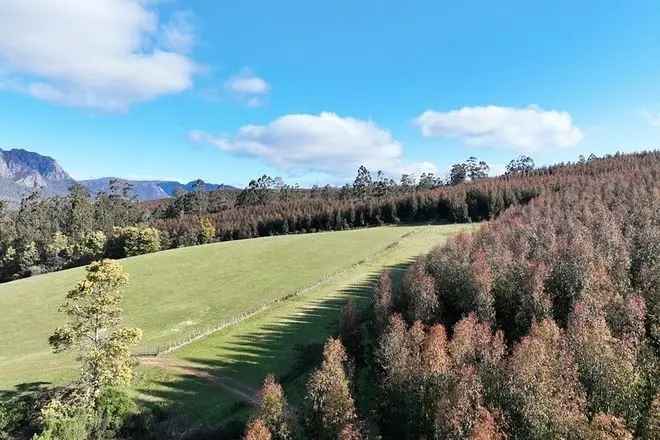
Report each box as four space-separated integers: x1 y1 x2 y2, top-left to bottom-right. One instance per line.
417 172 438 190
449 163 467 185
73 230 107 264
373 170 395 197
505 155 535 174
399 174 414 192
352 166 372 199
237 175 276 206
49 260 142 398
199 217 216 244
465 156 490 181
191 179 210 214
107 226 161 258
66 184 95 239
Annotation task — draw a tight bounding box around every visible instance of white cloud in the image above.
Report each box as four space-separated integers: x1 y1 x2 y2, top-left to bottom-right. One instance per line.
488 163 507 177
190 112 435 179
224 69 270 107
397 161 439 179
0 0 198 111
415 105 583 152
161 11 196 54
643 111 660 128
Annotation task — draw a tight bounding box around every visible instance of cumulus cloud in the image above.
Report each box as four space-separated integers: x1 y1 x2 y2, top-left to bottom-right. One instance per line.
224 69 270 107
0 0 198 111
190 112 435 179
161 11 196 54
415 105 583 152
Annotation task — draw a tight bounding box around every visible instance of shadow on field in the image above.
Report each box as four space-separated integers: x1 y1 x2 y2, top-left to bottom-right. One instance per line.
136 259 414 436
0 381 51 401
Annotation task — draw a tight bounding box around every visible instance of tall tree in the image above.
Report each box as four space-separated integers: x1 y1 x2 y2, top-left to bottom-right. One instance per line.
352 166 372 199
66 183 95 239
305 338 358 439
238 175 276 206
49 260 142 398
465 157 490 181
417 172 438 189
449 163 467 185
191 179 209 214
254 375 296 440
505 155 535 174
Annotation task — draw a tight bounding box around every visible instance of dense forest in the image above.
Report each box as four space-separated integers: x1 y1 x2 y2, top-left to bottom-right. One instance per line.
0 154 539 282
1 151 659 440
239 151 660 439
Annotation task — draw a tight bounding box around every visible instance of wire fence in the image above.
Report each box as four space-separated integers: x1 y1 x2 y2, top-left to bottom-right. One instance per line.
134 228 424 357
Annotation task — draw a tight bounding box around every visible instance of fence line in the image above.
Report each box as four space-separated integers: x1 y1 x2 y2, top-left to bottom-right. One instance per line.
135 227 426 357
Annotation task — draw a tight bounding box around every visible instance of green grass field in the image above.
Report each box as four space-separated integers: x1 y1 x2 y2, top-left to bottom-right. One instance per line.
0 224 473 391
132 223 474 427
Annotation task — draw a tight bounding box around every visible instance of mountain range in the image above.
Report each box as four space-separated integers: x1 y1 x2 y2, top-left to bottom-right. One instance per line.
80 178 232 201
0 148 233 205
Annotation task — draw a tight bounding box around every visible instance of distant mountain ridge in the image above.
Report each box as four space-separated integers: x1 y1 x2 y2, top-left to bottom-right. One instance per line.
0 148 233 205
80 178 233 200
0 148 75 204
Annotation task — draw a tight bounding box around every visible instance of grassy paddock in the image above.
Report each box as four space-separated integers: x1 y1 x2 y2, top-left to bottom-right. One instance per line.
134 223 474 426
0 224 473 390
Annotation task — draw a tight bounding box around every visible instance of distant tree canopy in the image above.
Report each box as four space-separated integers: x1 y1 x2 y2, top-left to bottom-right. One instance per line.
237 175 278 207
449 156 490 185
3 151 659 285
505 155 535 174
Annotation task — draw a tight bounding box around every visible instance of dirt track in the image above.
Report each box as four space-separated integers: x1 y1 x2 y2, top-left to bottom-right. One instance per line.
138 356 260 406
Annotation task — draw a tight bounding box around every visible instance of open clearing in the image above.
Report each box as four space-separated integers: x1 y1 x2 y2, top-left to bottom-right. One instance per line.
134 223 474 426
0 224 473 390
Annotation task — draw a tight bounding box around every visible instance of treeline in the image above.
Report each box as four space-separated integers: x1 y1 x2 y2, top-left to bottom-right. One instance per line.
0 152 650 283
242 151 660 439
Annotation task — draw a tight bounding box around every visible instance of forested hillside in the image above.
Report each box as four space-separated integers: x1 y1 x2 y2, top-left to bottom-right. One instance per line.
0 151 640 283
240 151 660 439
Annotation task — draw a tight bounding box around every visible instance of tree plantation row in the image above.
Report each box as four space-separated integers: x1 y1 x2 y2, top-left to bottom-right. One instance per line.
239 150 660 439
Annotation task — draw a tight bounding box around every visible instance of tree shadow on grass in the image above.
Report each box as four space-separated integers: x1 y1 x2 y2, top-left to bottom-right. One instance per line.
135 260 414 437
0 381 51 401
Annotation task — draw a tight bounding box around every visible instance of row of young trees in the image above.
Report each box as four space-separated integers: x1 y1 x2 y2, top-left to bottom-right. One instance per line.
242 150 660 439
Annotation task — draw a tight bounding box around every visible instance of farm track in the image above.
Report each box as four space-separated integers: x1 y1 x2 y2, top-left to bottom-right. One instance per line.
138 356 260 406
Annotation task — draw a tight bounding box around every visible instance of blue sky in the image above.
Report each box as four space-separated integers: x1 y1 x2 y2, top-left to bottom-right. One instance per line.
1 1 659 186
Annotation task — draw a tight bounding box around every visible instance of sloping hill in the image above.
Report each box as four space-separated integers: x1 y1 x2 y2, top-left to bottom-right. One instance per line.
0 225 472 390
135 223 474 426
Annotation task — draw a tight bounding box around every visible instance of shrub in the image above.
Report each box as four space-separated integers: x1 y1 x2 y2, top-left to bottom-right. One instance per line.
107 226 161 258
73 230 107 264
